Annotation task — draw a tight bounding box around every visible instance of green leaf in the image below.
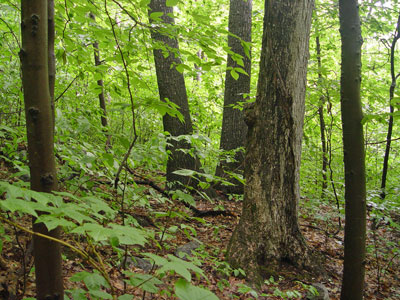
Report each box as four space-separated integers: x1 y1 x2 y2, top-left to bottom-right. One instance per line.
143 253 168 266
175 279 219 300
126 273 162 293
0 198 39 217
83 196 116 217
66 288 87 300
166 0 179 6
57 205 93 224
176 64 185 73
109 224 148 246
230 69 239 80
241 40 251 59
71 223 113 241
89 290 113 299
155 254 205 282
159 261 192 281
172 169 196 177
234 67 248 76
174 190 196 207
71 271 110 290
140 0 151 7
150 12 164 21
118 295 134 300
35 215 77 231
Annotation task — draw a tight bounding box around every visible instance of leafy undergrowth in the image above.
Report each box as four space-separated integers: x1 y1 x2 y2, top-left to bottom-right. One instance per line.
0 157 399 300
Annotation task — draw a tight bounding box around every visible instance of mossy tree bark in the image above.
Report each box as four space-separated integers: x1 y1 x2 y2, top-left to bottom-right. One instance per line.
338 1 367 299
149 0 198 189
20 1 63 299
216 0 252 194
226 0 324 283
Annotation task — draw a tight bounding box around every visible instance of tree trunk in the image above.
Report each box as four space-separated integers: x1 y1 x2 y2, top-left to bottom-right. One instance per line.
20 1 64 299
316 35 328 197
216 0 252 194
227 0 323 283
149 0 198 189
338 1 367 299
48 0 55 129
380 12 400 199
90 12 111 149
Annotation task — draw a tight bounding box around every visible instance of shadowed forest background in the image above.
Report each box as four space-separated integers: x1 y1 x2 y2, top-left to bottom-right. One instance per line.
0 0 399 299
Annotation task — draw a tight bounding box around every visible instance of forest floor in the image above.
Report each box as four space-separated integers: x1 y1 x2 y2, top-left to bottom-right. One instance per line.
0 158 399 300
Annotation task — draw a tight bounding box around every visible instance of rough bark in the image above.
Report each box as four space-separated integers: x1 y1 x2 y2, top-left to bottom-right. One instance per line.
90 12 111 149
20 1 64 299
226 0 323 283
216 0 252 194
380 12 400 199
149 0 198 189
316 35 328 197
338 1 367 299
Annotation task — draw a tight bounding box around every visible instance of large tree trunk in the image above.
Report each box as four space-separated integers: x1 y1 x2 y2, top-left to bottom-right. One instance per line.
338 1 367 299
20 1 64 299
149 0 198 189
216 0 252 194
226 0 323 283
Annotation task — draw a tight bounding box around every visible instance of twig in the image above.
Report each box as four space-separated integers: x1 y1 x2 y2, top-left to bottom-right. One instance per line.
0 16 20 48
54 75 79 102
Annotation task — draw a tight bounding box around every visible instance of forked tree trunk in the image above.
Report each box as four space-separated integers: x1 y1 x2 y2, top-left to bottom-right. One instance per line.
216 0 252 194
149 0 198 189
20 1 64 299
339 1 367 299
227 0 323 283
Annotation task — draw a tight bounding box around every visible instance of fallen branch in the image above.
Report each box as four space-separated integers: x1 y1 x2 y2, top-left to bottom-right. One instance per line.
125 167 234 217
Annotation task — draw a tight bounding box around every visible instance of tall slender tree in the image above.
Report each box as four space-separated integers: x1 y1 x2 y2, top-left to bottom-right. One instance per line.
380 12 400 199
90 12 111 149
227 0 323 283
216 0 252 194
20 0 64 299
316 35 328 197
338 1 367 299
148 0 198 189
